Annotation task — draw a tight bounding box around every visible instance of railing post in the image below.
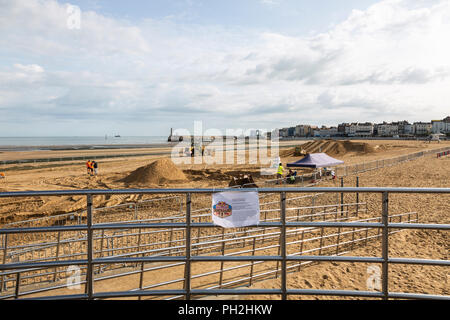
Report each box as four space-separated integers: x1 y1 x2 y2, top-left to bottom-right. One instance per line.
381 192 389 300
249 236 256 287
184 193 192 300
298 230 304 272
219 232 225 289
336 227 341 255
53 231 61 281
356 176 359 216
168 223 174 256
319 227 324 255
280 192 287 300
86 194 94 300
97 229 105 273
1 234 8 292
340 178 344 216
14 272 21 299
138 259 145 301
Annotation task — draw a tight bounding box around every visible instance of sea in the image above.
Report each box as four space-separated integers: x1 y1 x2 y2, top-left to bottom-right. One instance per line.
0 136 169 149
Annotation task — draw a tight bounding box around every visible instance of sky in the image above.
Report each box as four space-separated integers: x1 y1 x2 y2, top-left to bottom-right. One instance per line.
1 0 450 136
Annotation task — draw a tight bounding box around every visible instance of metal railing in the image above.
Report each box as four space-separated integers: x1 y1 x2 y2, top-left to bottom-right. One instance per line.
264 147 450 186
0 192 338 293
0 187 449 300
336 147 450 177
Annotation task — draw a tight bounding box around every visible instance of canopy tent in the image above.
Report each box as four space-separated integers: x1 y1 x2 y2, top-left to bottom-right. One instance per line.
287 153 344 168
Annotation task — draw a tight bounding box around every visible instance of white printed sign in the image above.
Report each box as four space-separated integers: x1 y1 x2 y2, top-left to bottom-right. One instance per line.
211 191 260 228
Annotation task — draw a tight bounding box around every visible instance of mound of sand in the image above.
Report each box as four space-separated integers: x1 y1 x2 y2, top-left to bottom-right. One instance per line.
121 158 187 185
281 140 377 157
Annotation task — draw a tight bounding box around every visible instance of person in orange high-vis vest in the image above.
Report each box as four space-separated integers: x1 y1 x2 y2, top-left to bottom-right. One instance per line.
86 160 92 175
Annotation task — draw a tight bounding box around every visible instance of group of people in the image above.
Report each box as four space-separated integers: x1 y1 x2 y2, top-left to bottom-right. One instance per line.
276 163 336 184
86 160 98 176
276 163 297 184
186 144 206 157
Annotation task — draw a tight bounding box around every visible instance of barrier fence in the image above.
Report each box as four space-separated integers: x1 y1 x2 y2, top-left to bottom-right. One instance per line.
265 147 450 186
0 187 449 300
336 147 450 177
0 192 342 296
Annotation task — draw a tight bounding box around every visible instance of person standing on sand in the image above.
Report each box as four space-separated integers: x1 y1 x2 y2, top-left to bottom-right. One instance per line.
92 161 98 176
276 163 284 184
87 160 94 176
86 160 91 175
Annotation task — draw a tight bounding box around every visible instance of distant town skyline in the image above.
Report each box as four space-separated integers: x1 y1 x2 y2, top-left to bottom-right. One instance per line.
1 0 450 136
276 116 450 138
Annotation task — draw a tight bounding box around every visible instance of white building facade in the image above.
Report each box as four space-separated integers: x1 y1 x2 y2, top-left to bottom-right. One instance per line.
377 123 399 137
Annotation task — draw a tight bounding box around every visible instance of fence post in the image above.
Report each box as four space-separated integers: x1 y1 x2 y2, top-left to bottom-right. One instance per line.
184 193 192 300
138 259 145 301
53 231 61 281
340 178 344 216
219 229 226 289
356 176 359 216
14 272 21 299
319 227 324 255
86 194 94 300
168 222 174 256
1 234 8 292
280 192 287 300
97 229 105 273
249 236 256 287
351 228 355 251
298 230 305 272
381 192 389 300
336 227 341 255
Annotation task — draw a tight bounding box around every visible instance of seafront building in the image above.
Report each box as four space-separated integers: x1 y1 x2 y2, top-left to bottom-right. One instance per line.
431 117 450 134
274 116 449 139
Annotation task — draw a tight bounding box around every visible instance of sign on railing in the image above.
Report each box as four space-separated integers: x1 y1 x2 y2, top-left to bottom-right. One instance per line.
212 191 260 228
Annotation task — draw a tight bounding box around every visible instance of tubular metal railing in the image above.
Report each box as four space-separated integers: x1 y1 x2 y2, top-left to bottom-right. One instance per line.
336 147 450 177
0 192 340 294
264 147 450 185
0 187 449 300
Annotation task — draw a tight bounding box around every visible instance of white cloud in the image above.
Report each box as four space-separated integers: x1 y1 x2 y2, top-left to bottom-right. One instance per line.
0 0 449 135
260 0 281 5
13 63 44 73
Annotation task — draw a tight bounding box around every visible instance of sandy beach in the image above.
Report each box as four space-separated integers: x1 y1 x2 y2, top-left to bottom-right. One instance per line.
0 139 449 300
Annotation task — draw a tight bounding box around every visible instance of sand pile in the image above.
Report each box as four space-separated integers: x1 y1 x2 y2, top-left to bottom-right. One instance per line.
121 158 187 185
281 140 377 157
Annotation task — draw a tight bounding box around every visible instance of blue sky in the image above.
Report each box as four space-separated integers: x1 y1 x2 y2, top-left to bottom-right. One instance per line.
1 0 449 136
70 0 380 35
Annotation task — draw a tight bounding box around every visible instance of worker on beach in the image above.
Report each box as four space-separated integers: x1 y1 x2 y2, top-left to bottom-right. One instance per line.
286 169 297 184
201 145 205 157
86 160 95 176
0 172 5 180
92 161 98 176
276 163 284 184
86 160 91 175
